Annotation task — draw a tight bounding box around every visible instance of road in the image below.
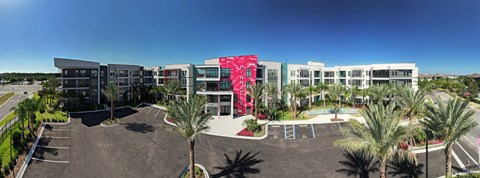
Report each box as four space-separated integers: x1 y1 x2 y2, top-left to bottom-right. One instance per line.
0 84 42 122
430 90 480 172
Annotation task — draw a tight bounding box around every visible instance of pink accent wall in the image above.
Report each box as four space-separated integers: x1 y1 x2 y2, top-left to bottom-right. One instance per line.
219 55 258 115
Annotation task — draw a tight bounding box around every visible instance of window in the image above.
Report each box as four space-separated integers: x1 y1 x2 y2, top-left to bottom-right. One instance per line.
291 70 295 77
221 68 230 77
206 68 218 78
246 82 251 89
91 70 98 77
181 78 187 86
64 70 68 75
220 81 231 90
246 94 251 102
246 68 251 78
234 94 238 102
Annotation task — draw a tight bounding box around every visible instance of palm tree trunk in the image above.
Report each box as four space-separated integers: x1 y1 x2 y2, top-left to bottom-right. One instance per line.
254 102 258 122
334 103 338 120
445 144 453 177
323 91 326 108
293 97 297 119
189 139 195 178
309 90 312 108
110 100 114 120
379 157 387 178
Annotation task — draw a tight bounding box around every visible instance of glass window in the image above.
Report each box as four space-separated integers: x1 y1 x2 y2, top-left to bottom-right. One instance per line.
221 68 230 77
246 82 251 89
220 81 231 90
246 94 251 102
246 68 251 78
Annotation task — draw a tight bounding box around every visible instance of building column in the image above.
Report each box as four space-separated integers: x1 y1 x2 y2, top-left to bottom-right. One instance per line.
217 94 220 118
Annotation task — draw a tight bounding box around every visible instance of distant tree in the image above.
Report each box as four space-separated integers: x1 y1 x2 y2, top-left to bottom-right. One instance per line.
103 84 122 120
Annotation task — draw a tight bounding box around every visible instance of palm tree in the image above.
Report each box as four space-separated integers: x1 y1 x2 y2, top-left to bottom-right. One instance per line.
266 82 278 105
336 150 379 178
10 102 27 140
335 103 415 178
284 82 305 119
150 86 165 104
351 87 360 108
316 82 328 108
397 87 427 121
357 88 369 107
388 152 424 178
306 85 318 108
249 83 265 121
103 84 122 121
165 80 184 101
422 97 477 177
368 84 391 104
21 97 45 136
327 84 345 121
167 95 211 178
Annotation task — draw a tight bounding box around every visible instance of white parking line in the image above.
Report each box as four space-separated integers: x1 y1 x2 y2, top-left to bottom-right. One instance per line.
154 110 160 118
146 107 154 115
42 136 69 139
452 150 466 169
456 141 479 166
463 136 477 147
37 145 69 149
31 157 69 164
51 128 69 131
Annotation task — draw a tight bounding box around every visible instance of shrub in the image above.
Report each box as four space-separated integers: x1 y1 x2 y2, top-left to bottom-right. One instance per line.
12 131 22 147
242 119 259 132
237 128 254 137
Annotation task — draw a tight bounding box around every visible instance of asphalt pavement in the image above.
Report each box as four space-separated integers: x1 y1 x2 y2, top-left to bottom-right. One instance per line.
0 84 42 123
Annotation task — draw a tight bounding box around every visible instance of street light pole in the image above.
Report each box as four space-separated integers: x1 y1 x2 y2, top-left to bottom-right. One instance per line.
425 128 429 178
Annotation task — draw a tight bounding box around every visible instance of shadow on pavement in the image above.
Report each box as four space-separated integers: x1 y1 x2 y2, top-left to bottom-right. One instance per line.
388 153 424 178
211 150 264 178
336 150 379 178
124 122 155 133
72 108 137 127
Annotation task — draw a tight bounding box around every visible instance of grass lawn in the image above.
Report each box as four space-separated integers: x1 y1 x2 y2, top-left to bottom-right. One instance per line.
0 119 30 168
0 92 15 106
0 112 16 127
279 111 315 121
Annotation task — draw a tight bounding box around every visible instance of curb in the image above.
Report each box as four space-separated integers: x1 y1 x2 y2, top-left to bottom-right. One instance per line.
17 124 46 178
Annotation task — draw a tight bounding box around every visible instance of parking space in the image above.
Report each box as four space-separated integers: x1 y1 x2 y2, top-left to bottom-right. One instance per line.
136 105 163 120
265 122 346 146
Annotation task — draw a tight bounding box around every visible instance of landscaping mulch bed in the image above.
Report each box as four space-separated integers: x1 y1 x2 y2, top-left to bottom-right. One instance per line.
237 128 254 137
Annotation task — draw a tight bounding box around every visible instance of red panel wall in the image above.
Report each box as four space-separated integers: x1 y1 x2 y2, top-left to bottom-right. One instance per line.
219 55 258 115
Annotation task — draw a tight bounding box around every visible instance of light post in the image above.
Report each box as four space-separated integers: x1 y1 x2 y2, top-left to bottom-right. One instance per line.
425 128 429 178
466 161 470 177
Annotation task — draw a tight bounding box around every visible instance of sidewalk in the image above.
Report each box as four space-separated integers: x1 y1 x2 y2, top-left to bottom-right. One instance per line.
205 113 365 139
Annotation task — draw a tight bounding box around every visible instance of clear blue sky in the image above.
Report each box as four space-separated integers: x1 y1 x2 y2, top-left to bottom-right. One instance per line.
0 0 479 74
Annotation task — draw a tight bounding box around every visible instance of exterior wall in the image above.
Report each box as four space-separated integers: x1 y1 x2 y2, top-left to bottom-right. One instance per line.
219 55 258 116
258 61 282 100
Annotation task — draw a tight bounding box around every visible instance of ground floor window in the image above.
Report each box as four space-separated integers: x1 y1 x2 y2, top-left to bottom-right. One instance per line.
220 105 231 115
206 106 218 116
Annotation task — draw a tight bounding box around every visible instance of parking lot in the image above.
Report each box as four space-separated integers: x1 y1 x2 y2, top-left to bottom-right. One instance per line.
22 105 472 178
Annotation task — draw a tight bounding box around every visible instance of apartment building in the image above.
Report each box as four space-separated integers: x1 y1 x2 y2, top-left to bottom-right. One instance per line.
54 58 154 110
54 55 418 116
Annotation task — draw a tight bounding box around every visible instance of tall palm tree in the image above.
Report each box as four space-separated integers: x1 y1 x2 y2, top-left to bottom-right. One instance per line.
327 84 345 121
358 88 369 107
103 84 122 121
284 82 305 119
315 82 328 108
306 85 318 108
351 87 360 108
249 83 266 121
165 80 184 101
368 84 391 104
422 97 477 177
149 86 165 104
266 82 278 105
335 103 415 178
10 102 27 140
167 95 211 178
21 97 45 135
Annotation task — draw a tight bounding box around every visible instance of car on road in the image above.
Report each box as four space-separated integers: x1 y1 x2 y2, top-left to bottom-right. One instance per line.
23 91 28 94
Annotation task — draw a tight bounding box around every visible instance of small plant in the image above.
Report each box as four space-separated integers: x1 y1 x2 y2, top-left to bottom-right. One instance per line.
242 119 259 132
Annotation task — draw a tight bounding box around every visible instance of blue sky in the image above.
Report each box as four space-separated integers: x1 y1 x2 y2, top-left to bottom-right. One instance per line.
0 0 479 74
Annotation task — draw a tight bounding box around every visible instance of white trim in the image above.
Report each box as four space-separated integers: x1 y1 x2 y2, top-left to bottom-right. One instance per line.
31 158 69 164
